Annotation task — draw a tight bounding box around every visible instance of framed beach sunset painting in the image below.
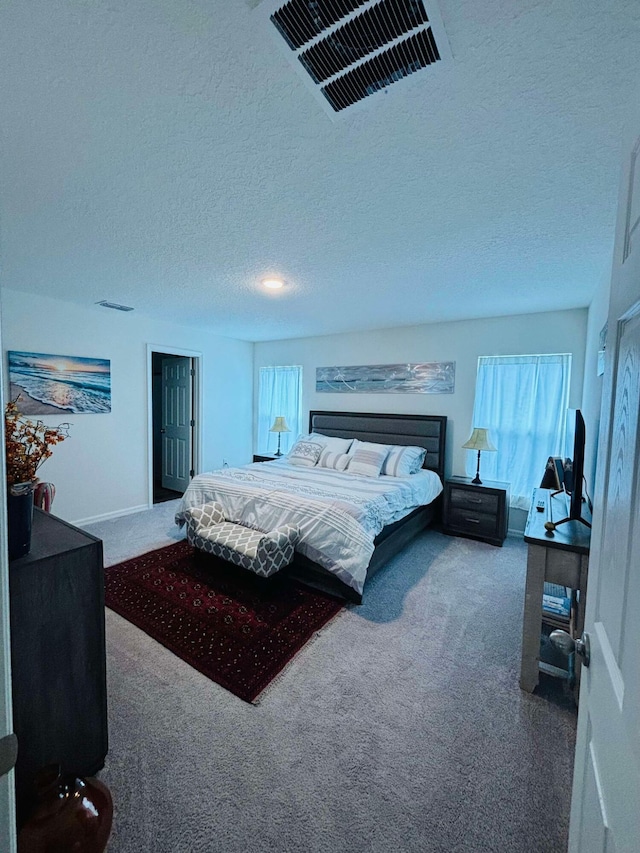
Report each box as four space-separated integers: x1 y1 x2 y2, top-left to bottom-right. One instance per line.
8 352 111 414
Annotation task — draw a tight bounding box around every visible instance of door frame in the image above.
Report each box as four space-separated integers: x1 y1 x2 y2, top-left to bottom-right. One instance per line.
146 344 203 508
0 298 17 851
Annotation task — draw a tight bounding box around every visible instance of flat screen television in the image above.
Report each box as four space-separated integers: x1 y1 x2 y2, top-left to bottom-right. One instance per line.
550 409 591 530
569 409 586 522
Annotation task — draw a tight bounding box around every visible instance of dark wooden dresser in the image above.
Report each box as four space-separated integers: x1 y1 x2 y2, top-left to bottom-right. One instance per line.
442 476 510 546
9 508 108 822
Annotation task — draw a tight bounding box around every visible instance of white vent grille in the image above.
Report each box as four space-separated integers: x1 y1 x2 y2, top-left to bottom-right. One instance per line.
272 0 369 48
266 0 449 113
96 300 134 312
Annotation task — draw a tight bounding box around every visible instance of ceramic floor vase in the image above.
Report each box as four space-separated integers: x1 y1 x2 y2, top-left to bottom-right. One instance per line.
18 764 113 853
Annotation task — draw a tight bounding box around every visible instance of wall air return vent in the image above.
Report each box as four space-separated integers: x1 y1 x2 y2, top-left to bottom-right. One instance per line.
262 0 450 115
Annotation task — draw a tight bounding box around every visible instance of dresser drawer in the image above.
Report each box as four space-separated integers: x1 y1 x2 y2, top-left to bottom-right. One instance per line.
449 488 499 515
448 508 498 538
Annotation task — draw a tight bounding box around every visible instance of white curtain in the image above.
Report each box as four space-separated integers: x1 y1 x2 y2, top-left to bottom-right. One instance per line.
257 366 303 455
467 354 572 509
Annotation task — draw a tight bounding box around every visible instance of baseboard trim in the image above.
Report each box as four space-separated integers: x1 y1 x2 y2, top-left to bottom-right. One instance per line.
73 504 150 528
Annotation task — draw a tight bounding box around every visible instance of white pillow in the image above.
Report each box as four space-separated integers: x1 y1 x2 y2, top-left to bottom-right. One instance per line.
347 445 389 478
322 436 353 454
301 433 353 455
288 440 324 467
382 445 427 477
317 448 350 471
296 432 353 453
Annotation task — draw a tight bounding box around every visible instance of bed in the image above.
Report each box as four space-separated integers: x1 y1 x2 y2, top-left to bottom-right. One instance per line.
176 411 447 603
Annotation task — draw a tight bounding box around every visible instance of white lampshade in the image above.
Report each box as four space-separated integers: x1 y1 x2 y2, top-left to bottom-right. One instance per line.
462 428 496 452
269 416 290 433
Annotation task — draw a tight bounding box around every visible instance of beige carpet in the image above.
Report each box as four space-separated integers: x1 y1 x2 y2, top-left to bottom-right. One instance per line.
85 506 577 853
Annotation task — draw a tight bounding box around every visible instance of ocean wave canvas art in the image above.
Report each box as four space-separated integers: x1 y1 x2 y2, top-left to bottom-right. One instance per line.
316 362 455 394
8 351 111 414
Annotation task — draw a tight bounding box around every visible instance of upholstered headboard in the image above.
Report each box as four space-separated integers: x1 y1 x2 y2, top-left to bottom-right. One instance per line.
308 411 447 483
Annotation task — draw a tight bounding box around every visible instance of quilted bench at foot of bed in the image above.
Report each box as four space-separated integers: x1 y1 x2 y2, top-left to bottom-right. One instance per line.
184 501 299 579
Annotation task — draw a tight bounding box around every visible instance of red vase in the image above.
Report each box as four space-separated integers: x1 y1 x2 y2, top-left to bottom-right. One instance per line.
18 764 113 853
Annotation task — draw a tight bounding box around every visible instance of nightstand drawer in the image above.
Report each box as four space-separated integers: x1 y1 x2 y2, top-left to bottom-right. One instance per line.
449 488 499 515
443 478 509 546
448 508 498 538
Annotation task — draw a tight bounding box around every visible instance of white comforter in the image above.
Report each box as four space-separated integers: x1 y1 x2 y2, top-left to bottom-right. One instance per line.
175 460 443 595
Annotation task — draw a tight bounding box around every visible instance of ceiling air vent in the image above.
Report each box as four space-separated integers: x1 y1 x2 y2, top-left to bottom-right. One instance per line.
96 300 134 312
272 0 369 49
265 0 450 114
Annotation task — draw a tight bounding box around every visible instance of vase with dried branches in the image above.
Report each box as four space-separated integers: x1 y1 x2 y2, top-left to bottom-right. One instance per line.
5 397 70 559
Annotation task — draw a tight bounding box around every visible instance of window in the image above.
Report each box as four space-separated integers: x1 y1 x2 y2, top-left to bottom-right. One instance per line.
468 354 572 509
257 366 303 455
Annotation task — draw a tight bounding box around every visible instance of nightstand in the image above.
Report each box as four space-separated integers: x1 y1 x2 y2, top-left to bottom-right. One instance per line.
442 477 510 546
252 454 279 463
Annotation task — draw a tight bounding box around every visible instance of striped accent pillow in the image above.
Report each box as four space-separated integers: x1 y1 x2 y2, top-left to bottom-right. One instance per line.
318 448 350 471
381 445 427 477
347 438 391 456
347 446 388 478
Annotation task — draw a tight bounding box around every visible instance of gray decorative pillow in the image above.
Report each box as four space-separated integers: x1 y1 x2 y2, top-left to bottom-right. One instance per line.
288 440 323 467
382 445 427 476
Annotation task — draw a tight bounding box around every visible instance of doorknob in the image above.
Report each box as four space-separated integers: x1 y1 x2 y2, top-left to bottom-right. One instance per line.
160 428 166 434
549 630 591 667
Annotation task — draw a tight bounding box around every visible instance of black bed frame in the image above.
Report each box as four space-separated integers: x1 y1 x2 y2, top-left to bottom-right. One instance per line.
287 411 447 604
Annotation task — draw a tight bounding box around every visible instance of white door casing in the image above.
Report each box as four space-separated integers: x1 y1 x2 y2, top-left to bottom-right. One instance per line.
0 297 18 851
161 356 193 494
568 109 640 851
146 344 203 507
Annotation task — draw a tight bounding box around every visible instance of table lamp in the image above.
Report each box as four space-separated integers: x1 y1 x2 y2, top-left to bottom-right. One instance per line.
462 428 497 485
269 416 290 457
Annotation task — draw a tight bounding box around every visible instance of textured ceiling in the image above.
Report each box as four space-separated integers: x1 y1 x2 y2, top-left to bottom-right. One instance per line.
1 0 639 341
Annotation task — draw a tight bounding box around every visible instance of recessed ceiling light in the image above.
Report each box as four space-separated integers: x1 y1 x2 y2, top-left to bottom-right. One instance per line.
262 278 284 290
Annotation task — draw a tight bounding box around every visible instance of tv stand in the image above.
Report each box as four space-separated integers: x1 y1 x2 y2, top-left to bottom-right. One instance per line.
548 513 591 532
544 488 591 532
521 488 591 700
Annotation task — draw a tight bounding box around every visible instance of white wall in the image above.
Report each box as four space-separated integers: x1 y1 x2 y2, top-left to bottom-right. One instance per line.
580 267 612 491
255 308 588 531
1 289 254 524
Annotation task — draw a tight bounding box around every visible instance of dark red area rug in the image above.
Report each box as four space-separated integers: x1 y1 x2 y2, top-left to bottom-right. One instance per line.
104 541 343 703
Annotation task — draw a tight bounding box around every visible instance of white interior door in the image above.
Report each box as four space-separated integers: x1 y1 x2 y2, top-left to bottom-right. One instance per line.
568 109 640 851
161 356 193 493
